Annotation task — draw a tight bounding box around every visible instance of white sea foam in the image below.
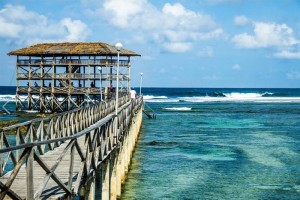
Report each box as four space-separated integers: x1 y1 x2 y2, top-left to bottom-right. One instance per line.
0 95 17 102
0 95 73 102
143 95 178 103
262 92 274 96
0 95 26 102
143 95 168 100
145 99 179 103
163 107 192 111
179 96 300 103
144 95 300 103
224 92 263 98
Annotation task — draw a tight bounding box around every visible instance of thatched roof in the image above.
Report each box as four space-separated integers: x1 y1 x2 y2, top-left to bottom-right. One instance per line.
8 42 141 57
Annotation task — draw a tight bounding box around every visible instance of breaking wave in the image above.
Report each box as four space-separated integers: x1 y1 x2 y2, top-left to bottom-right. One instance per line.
0 95 30 102
163 107 192 111
144 92 300 103
143 95 168 100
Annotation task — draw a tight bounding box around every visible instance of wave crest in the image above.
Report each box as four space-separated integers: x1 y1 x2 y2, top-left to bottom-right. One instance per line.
163 107 192 111
224 93 262 98
143 95 168 100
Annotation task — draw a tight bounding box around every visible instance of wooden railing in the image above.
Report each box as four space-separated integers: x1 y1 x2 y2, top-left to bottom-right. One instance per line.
0 96 142 199
17 86 129 95
17 73 129 81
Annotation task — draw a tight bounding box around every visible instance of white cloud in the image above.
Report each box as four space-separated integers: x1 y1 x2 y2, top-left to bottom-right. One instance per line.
102 0 146 28
274 50 300 59
197 46 214 57
232 22 299 48
286 71 300 79
0 4 90 45
0 18 22 38
232 64 240 70
163 42 192 53
100 0 223 53
234 15 250 26
60 18 89 42
204 0 241 5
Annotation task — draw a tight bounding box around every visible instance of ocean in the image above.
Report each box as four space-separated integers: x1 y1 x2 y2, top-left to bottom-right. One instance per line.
1 87 300 199
121 88 300 200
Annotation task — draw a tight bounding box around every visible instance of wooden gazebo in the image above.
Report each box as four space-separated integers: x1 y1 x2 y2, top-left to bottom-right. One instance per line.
8 42 140 113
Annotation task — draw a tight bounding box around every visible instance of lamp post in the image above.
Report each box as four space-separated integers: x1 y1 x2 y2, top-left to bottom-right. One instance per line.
98 66 103 101
115 42 122 116
140 72 143 96
114 42 122 147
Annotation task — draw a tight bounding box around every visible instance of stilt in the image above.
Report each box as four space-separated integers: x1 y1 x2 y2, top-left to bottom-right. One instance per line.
102 158 110 200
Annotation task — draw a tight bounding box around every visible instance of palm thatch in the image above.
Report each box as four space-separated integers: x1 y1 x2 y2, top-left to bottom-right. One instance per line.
8 42 141 56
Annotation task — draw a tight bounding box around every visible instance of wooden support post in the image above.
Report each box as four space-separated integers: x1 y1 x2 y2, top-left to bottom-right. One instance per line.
40 59 44 112
127 60 131 93
68 61 72 111
80 176 95 200
120 136 127 184
110 151 118 200
88 57 91 90
105 60 108 100
115 147 123 198
83 65 86 88
28 58 32 110
16 57 19 111
87 177 95 200
124 135 129 179
101 158 110 200
54 61 57 87
110 65 113 87
51 61 55 112
93 61 96 87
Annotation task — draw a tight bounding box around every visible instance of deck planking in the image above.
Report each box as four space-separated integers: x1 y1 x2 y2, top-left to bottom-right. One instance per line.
0 137 87 200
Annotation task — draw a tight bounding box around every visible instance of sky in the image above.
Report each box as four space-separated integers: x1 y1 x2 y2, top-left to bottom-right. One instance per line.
0 0 300 88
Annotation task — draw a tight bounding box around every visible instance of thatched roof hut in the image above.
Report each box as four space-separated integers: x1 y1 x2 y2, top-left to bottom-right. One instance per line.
8 42 141 57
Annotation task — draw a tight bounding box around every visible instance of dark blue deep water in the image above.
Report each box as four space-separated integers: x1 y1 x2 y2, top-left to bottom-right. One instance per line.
1 87 300 199
121 88 300 200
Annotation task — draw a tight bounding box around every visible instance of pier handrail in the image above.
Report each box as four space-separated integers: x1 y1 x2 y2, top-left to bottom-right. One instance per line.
143 101 156 119
2 96 127 132
0 99 131 153
0 95 143 199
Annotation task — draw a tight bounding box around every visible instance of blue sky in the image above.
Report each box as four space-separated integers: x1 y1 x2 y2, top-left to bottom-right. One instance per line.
0 0 300 87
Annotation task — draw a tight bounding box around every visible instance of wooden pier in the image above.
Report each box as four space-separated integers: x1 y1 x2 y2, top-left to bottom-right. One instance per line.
0 96 143 199
8 42 140 113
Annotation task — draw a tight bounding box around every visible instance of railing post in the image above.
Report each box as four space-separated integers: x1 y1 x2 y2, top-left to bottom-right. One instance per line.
16 128 21 160
26 147 34 200
0 130 3 176
68 144 75 200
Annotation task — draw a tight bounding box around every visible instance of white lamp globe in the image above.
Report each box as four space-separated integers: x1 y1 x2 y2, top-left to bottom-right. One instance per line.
115 42 123 51
98 66 102 71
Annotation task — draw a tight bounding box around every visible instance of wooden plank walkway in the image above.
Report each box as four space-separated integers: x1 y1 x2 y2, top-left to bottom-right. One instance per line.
0 137 86 199
0 96 143 199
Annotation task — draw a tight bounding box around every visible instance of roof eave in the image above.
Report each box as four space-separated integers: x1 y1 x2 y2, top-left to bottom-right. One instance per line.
7 53 141 57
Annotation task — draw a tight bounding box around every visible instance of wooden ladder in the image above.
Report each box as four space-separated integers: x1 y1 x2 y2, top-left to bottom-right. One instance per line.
143 103 156 119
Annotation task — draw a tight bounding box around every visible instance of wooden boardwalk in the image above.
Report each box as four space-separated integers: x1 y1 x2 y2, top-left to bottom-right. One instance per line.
0 137 86 199
0 96 143 199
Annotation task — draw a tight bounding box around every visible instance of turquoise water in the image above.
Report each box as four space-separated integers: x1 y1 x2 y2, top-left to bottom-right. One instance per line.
121 93 300 199
1 87 300 199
